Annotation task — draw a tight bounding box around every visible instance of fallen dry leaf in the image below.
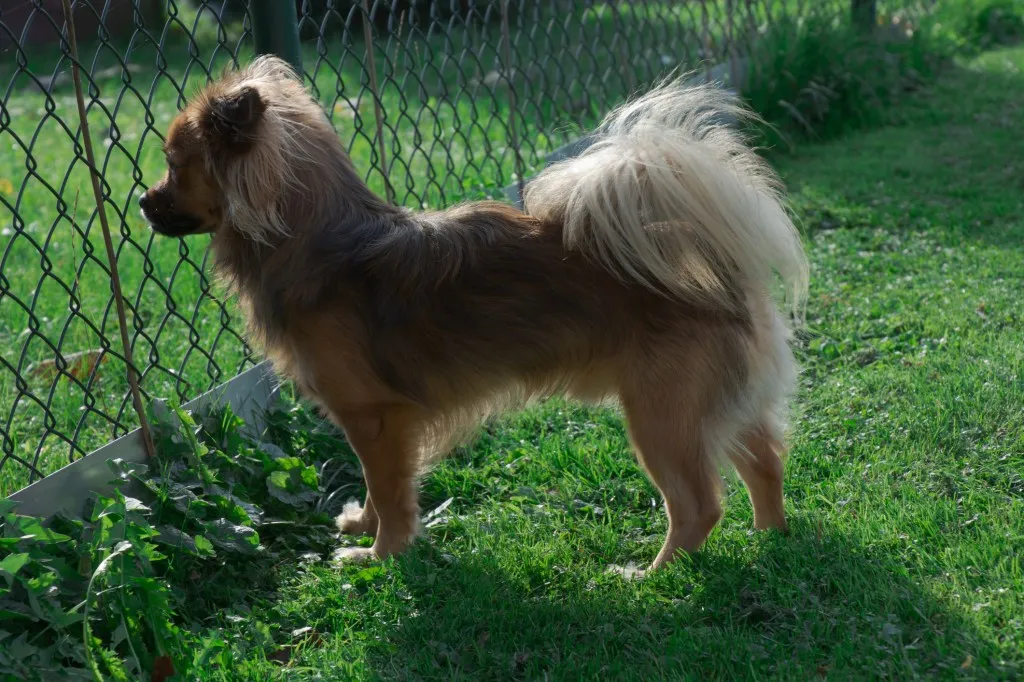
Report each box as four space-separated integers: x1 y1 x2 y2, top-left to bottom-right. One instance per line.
150 655 174 682
266 627 327 667
332 98 374 120
290 626 325 649
28 348 107 382
266 647 292 666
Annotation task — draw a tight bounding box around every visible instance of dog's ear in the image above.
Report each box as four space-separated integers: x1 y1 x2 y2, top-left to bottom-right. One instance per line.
204 86 266 154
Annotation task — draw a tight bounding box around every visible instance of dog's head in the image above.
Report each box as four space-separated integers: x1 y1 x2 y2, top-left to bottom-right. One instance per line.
140 56 337 243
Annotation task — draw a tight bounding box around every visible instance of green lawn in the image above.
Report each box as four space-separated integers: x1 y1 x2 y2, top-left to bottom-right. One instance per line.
2 7 1021 680
1 1 705 495
166 46 1020 679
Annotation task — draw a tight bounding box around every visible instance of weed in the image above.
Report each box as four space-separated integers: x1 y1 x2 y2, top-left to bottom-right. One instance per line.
0 395 360 680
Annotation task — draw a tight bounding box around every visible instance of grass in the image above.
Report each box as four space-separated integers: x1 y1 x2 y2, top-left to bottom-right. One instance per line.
203 45 1024 679
2 43 1021 680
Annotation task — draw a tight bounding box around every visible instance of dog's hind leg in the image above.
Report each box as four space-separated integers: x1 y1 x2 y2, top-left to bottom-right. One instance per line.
331 406 423 562
729 310 796 534
617 325 765 571
729 421 788 533
620 383 727 571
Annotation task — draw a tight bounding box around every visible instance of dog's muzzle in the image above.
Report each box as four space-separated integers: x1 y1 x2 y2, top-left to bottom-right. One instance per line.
139 191 203 237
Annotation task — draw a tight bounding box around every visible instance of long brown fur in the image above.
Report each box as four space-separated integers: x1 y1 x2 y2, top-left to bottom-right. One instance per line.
140 56 808 571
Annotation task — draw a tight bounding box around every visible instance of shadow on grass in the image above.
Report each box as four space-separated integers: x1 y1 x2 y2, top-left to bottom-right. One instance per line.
369 520 1002 680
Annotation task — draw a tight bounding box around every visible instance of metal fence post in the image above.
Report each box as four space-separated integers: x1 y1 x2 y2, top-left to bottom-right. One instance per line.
852 0 876 32
248 0 304 73
60 0 157 462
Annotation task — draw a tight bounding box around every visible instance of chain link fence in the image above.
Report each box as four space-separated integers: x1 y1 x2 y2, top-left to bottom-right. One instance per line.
0 0 932 497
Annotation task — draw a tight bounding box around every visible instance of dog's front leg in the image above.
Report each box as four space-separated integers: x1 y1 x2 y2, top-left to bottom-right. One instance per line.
332 406 422 563
336 491 378 537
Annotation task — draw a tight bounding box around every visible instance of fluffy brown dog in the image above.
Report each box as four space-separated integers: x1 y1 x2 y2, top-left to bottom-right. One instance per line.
141 56 808 571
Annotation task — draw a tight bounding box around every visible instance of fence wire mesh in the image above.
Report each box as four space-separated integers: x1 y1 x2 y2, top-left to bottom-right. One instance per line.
1 0 933 496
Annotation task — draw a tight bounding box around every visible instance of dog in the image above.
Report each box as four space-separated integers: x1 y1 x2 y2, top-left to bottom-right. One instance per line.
140 56 808 572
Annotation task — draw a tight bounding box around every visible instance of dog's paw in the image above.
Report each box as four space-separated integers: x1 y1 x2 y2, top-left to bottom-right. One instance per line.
753 517 789 534
335 502 376 536
331 546 377 564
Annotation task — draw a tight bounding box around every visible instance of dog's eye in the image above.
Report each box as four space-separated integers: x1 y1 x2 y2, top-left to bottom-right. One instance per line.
165 151 185 170
165 156 182 181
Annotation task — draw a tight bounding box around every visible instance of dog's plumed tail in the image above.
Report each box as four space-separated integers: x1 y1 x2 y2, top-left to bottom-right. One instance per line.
522 77 808 316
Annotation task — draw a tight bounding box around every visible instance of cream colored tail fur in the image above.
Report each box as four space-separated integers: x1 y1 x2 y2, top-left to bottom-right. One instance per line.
522 77 809 315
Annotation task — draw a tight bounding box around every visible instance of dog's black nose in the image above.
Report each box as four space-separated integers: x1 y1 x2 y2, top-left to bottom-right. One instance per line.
138 192 151 212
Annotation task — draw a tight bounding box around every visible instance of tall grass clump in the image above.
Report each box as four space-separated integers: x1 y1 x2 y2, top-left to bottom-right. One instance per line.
930 0 1024 52
740 10 953 149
